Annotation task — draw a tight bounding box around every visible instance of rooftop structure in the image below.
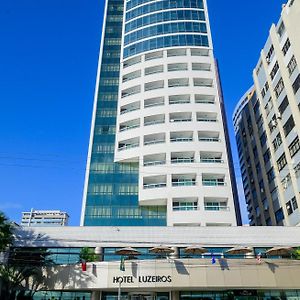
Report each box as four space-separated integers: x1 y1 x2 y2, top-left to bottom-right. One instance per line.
21 209 69 227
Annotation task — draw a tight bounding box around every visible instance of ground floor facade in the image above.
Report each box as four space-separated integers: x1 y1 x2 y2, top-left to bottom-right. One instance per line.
26 290 300 300
9 226 300 300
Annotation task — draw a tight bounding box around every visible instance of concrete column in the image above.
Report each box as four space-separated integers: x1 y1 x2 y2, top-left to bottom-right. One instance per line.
170 247 179 259
91 291 101 300
95 247 103 261
171 291 180 300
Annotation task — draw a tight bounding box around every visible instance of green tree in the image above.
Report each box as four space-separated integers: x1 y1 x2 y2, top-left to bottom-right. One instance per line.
79 247 97 262
0 211 13 252
292 247 300 259
0 212 49 299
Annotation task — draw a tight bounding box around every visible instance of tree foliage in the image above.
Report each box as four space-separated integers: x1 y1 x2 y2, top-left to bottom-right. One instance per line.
292 247 300 260
0 211 13 252
0 212 49 299
79 247 97 262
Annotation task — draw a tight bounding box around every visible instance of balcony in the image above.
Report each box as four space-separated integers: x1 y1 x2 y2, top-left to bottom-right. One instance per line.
195 94 215 104
144 96 164 108
173 198 198 211
170 131 193 143
122 70 141 83
145 50 163 61
145 65 164 76
200 152 223 163
170 112 192 123
167 49 186 57
168 78 189 88
143 153 166 167
204 198 229 211
197 112 217 122
171 152 195 164
123 55 141 68
192 63 211 71
145 80 164 91
119 119 140 132
169 95 190 105
118 137 139 151
193 78 213 87
198 131 220 142
143 175 167 189
121 85 141 98
202 175 226 186
191 48 209 56
144 114 165 127
172 174 197 187
168 63 188 72
144 133 165 146
120 101 140 115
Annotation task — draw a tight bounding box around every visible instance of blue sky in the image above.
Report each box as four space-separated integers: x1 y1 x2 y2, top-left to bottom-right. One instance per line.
0 0 283 225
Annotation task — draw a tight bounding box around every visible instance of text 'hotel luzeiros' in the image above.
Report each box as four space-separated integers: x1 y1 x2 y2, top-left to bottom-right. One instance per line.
81 0 241 227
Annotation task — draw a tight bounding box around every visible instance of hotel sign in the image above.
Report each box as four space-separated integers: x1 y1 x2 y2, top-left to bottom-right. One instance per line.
112 275 172 284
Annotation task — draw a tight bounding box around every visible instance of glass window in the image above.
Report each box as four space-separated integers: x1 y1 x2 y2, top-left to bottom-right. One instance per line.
126 0 204 21
289 136 300 158
283 116 295 137
287 55 297 76
278 96 289 114
124 34 209 58
282 38 291 55
277 153 287 171
292 74 300 94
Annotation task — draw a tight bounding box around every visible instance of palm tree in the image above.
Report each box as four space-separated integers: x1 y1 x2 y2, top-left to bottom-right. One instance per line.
0 212 48 299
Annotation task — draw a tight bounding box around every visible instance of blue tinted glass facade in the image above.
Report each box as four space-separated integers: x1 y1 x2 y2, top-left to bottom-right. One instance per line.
124 34 209 58
125 9 206 33
82 0 166 226
124 21 207 45
126 0 204 21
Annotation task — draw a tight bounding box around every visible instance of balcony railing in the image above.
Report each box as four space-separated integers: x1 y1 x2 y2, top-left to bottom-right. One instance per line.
170 137 193 142
144 102 164 108
119 124 140 132
118 143 139 151
173 205 198 211
120 107 139 115
144 120 164 126
172 180 196 187
197 118 217 122
198 137 220 142
204 206 230 211
144 139 165 146
143 183 167 189
170 118 192 123
169 100 190 105
196 100 215 104
143 160 166 167
202 180 226 186
171 158 194 164
200 158 224 163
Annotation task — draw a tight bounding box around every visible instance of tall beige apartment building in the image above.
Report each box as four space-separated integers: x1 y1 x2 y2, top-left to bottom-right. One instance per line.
233 0 300 226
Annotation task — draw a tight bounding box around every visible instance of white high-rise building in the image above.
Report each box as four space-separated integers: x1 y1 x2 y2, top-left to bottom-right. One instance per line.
81 0 241 227
21 209 69 227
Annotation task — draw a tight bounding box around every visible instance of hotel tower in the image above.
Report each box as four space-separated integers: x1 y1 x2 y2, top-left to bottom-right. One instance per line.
81 0 241 227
